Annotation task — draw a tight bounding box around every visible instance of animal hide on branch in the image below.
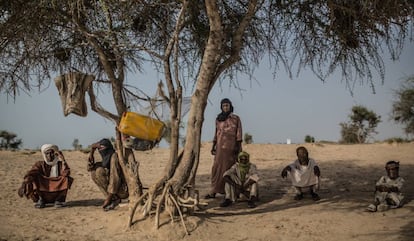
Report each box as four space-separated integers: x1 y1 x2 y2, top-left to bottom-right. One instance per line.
54 72 95 117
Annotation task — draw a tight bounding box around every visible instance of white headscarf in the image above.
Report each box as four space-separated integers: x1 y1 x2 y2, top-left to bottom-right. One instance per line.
41 144 60 177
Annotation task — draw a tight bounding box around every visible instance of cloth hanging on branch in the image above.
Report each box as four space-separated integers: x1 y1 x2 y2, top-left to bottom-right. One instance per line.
54 72 95 117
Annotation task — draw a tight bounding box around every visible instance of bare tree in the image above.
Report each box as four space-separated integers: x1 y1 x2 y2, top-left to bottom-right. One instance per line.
1 0 413 233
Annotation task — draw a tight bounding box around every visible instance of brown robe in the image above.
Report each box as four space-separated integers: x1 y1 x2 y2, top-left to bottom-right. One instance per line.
23 161 73 203
88 151 129 199
210 113 243 194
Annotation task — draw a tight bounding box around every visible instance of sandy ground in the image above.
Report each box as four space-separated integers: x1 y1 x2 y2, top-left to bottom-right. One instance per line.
1 142 413 241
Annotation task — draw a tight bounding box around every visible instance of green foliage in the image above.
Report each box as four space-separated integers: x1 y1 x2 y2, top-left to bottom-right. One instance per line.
304 135 315 143
244 133 253 144
0 130 22 150
391 76 414 137
339 123 360 144
339 105 381 143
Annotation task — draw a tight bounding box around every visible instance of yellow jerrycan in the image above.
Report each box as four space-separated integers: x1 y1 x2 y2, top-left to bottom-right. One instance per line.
118 112 165 141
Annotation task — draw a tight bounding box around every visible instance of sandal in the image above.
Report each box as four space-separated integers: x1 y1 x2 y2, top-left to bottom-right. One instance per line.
34 199 45 209
204 193 216 199
377 204 389 212
311 192 321 201
17 186 25 198
220 199 232 207
294 193 304 201
247 200 256 208
103 198 121 211
366 204 377 212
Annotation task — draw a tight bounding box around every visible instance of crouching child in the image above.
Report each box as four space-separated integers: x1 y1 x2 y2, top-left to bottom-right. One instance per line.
366 160 405 212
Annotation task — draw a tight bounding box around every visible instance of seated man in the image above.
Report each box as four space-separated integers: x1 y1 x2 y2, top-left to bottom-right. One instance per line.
220 151 259 208
18 144 73 208
281 146 321 201
366 160 405 212
87 138 129 211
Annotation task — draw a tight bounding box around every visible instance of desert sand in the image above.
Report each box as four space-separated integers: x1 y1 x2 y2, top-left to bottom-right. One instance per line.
1 142 413 241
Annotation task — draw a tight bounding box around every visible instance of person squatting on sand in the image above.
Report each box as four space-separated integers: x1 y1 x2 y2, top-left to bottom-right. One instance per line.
281 146 321 201
220 151 259 208
206 98 243 199
87 138 128 211
18 144 74 208
366 160 405 212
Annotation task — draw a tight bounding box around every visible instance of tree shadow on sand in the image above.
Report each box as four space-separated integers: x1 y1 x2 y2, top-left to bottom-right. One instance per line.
66 198 103 207
399 218 414 241
193 160 414 238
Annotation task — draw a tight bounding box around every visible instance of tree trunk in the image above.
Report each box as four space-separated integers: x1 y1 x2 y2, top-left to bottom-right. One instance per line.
128 0 259 232
115 132 143 210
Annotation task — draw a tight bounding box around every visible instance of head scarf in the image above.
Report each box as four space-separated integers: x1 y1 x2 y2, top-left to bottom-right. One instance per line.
385 160 399 169
385 160 400 179
41 144 60 177
296 146 309 165
216 98 234 122
238 151 250 182
96 138 115 169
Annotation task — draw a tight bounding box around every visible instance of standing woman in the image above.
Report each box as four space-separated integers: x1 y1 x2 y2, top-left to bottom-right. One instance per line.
205 98 243 199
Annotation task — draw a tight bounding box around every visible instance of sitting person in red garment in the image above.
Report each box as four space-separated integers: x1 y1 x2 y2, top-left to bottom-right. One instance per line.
18 144 74 208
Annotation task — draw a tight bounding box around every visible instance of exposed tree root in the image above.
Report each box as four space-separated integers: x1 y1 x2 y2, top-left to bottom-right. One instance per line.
128 191 149 227
129 182 208 235
167 189 188 235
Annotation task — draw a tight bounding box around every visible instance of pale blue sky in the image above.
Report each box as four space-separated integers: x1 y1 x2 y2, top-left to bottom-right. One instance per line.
1 42 413 150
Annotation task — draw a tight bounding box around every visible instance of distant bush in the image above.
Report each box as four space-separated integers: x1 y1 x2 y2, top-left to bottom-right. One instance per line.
244 133 253 144
384 137 411 144
318 140 337 144
72 138 82 150
0 130 22 150
304 135 315 143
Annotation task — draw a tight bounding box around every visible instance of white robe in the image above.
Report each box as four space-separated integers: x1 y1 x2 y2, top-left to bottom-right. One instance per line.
288 158 319 188
223 162 260 201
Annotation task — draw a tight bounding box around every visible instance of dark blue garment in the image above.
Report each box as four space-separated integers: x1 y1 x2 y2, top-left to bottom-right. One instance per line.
97 138 115 169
